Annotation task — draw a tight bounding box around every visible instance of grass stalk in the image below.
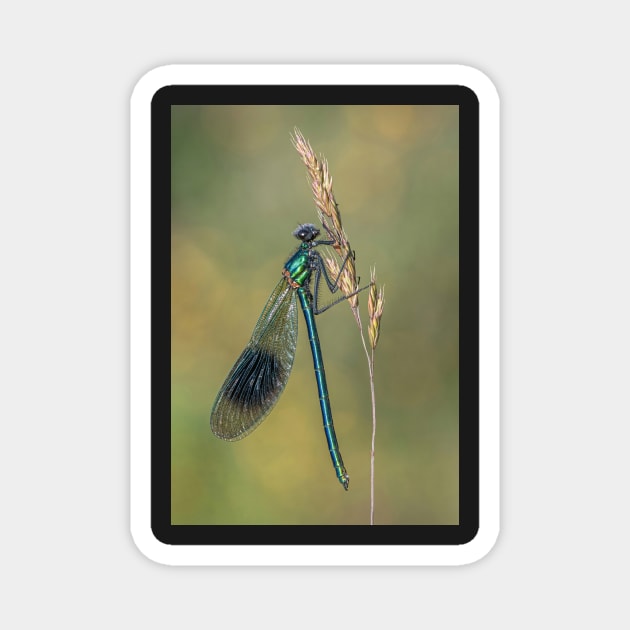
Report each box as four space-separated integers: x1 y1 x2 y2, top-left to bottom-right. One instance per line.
292 128 384 524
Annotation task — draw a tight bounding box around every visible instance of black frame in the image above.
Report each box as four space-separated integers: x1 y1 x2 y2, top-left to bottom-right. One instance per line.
152 85 479 546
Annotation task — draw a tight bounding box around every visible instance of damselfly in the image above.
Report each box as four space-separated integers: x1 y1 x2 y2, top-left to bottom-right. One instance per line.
210 223 369 490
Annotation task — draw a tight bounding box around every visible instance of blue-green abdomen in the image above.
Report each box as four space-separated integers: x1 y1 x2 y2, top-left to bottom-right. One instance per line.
297 286 350 490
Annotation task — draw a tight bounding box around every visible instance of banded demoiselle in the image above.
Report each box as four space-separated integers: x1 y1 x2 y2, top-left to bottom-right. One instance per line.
210 223 369 490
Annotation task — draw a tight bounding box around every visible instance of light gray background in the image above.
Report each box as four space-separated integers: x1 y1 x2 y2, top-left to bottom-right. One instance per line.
2 1 629 627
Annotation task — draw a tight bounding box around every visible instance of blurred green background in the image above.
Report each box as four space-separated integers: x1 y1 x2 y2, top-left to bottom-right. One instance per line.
171 104 459 525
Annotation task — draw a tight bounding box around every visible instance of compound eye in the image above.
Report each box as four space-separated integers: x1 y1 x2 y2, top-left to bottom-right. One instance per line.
293 223 319 241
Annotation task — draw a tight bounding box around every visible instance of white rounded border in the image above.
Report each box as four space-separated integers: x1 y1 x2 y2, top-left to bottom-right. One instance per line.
130 64 500 566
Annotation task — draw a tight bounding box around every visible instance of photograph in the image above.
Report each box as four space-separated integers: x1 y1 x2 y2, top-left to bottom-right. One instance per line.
168 100 463 527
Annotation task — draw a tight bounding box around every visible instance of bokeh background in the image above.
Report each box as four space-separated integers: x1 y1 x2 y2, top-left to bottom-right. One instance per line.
171 105 459 525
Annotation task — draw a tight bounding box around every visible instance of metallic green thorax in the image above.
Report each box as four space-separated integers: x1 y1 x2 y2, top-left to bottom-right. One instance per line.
283 244 311 287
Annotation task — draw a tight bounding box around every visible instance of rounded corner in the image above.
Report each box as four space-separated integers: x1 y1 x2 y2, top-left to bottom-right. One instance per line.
130 64 178 108
130 523 175 566
452 64 500 107
456 522 500 566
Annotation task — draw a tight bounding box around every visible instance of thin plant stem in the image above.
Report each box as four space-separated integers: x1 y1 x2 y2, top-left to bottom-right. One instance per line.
370 348 376 525
356 327 377 525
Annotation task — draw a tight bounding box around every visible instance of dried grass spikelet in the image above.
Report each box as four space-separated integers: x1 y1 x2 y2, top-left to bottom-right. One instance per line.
292 127 360 321
291 128 348 254
324 254 360 313
368 268 385 350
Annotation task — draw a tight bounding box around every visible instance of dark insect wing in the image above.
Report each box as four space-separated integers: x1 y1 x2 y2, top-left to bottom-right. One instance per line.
210 279 298 440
